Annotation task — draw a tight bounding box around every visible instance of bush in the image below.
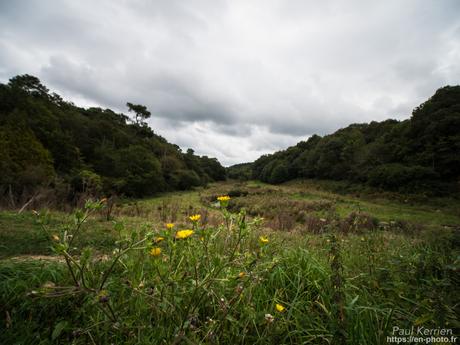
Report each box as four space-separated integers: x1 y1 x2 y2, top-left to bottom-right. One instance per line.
170 169 202 190
70 170 103 196
269 163 289 184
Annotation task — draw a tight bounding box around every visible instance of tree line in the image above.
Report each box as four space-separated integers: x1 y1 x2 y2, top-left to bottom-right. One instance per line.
228 86 460 195
0 75 226 205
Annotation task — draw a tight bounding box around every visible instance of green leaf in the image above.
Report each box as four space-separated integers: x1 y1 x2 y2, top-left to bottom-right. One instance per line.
52 320 68 341
347 295 359 309
414 313 433 326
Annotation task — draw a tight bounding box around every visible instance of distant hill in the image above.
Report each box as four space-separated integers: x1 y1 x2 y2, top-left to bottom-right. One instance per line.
228 86 460 195
0 74 226 205
226 162 253 181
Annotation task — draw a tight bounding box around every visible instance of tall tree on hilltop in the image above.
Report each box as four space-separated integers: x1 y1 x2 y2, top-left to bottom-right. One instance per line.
126 102 151 125
8 74 49 97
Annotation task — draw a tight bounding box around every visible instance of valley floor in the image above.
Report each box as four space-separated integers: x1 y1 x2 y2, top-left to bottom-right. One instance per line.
0 180 459 344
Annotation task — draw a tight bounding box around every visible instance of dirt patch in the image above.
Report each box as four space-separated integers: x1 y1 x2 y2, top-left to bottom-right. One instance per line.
3 254 112 263
4 255 65 262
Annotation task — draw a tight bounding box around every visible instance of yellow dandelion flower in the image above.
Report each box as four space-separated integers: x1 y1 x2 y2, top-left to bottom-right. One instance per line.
150 247 162 257
259 236 269 244
154 236 164 243
189 214 201 222
166 223 175 229
238 272 246 279
275 303 286 312
217 195 231 207
175 229 194 239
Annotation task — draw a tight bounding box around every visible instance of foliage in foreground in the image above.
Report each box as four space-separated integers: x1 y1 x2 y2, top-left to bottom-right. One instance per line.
0 197 458 344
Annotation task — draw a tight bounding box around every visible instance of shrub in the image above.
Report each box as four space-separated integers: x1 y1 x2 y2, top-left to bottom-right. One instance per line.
269 163 289 184
170 169 202 190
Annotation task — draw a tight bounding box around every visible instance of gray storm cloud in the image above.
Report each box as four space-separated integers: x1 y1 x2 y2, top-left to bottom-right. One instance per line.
1 0 459 165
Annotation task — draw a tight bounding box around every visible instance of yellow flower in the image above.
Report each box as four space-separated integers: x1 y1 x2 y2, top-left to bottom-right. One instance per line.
154 236 164 243
189 214 201 222
238 272 246 279
259 236 269 244
175 229 194 239
275 303 286 312
97 290 109 303
217 195 231 207
52 234 60 241
150 247 162 257
166 223 175 229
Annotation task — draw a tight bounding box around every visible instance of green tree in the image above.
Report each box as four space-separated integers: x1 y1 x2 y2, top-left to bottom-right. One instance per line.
8 74 49 97
126 102 151 125
269 162 289 184
0 125 55 193
113 145 165 196
170 169 202 190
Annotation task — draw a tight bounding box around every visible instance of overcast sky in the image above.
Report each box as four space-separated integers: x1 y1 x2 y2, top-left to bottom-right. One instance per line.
1 0 459 165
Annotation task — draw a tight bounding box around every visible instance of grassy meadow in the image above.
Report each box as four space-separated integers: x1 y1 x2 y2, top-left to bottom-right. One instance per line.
0 180 459 344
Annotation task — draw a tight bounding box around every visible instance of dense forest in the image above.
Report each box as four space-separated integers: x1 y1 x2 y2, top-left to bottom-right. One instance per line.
0 75 226 206
228 86 460 195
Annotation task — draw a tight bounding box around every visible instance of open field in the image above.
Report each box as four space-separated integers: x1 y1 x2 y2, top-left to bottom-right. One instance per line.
1 180 459 344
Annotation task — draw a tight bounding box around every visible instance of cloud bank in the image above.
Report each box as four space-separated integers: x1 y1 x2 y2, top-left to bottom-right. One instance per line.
1 0 459 165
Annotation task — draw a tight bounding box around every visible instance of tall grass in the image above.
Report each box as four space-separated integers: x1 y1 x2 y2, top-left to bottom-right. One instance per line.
0 197 458 344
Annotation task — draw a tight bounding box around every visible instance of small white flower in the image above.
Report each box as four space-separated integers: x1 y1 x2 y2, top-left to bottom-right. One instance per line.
265 313 275 323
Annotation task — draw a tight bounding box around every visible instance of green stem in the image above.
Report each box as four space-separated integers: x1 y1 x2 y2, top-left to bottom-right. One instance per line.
68 211 91 247
99 238 147 291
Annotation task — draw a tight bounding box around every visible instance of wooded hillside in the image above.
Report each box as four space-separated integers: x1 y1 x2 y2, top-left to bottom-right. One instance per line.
229 86 460 195
0 75 226 206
